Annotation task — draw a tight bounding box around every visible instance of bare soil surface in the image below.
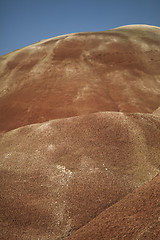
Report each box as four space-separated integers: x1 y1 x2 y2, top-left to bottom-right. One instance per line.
0 25 160 240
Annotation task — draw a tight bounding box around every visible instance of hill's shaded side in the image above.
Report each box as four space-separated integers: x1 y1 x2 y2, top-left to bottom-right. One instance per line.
0 25 160 133
0 25 160 240
66 173 160 240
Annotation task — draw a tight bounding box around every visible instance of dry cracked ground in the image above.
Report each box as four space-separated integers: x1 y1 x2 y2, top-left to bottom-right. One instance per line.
0 24 160 240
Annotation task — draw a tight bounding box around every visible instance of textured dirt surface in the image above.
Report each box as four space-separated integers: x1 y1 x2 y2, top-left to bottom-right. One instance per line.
0 25 160 240
66 173 160 240
0 25 160 133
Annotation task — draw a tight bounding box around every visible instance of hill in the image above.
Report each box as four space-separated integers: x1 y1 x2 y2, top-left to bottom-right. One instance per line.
0 25 160 239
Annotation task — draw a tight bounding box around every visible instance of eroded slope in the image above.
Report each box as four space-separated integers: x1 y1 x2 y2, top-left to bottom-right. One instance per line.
66 173 160 240
0 111 160 239
0 25 160 132
0 25 160 240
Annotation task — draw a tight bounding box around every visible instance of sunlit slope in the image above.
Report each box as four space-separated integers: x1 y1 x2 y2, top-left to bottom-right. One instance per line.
0 25 160 132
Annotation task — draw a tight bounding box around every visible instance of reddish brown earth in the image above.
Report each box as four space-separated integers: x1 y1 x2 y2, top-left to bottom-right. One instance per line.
0 25 160 240
66 173 160 240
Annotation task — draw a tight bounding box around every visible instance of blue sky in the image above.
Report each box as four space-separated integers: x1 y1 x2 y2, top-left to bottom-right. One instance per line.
0 0 160 56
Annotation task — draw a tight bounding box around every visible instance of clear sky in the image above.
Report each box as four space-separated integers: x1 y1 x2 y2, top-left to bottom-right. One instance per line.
0 0 160 56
